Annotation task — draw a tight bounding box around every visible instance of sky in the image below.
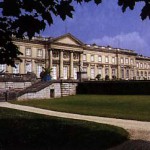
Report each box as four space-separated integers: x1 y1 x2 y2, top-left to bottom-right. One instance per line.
42 0 150 57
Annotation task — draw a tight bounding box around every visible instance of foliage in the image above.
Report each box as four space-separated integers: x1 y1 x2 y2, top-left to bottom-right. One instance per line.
96 74 101 80
12 95 150 121
0 107 128 149
0 0 150 66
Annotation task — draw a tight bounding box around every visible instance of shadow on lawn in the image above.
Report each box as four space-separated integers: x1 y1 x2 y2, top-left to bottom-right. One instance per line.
109 140 150 150
0 118 128 150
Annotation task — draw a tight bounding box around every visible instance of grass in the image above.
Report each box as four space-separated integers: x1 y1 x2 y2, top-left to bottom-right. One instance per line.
0 107 129 150
11 95 150 121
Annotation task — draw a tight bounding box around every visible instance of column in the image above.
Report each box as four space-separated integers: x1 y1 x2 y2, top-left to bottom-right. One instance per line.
59 50 63 79
79 53 83 72
95 64 97 77
102 65 105 79
109 65 112 80
49 49 53 69
70 52 74 79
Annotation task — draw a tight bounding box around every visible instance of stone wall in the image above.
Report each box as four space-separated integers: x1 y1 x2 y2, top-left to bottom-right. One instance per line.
0 82 31 90
17 82 77 100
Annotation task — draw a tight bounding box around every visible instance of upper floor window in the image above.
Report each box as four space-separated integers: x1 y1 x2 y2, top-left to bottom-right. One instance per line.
112 57 115 63
140 63 143 68
105 56 109 63
91 55 94 62
125 58 129 64
98 56 102 62
73 53 79 60
83 54 86 61
53 51 59 58
144 63 147 69
130 59 133 65
25 48 31 56
37 49 43 57
136 62 139 68
120 58 124 64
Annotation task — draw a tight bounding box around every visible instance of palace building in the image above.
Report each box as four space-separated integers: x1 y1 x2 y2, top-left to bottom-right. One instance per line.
1 33 150 80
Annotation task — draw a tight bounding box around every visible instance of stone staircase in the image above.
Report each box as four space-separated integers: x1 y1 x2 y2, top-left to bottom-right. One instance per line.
18 81 52 97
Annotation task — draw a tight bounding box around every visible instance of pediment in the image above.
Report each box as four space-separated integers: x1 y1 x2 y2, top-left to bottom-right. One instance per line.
51 33 84 46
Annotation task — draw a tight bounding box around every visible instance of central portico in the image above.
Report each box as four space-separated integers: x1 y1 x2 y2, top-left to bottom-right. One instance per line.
46 33 84 80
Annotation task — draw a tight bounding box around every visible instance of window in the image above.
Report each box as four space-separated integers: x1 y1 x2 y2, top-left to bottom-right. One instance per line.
125 58 129 64
63 66 68 79
98 56 102 62
148 64 150 69
136 62 139 68
83 67 87 72
90 68 95 79
121 68 124 79
73 53 79 60
105 68 109 75
52 66 57 80
98 68 102 75
126 69 129 79
53 51 59 58
140 63 143 68
73 67 77 79
0 64 6 72
25 48 31 56
83 54 86 61
37 64 42 78
105 56 109 63
131 59 133 65
112 57 115 63
131 70 134 79
145 71 147 77
137 71 139 76
91 55 94 62
13 63 19 74
37 49 43 57
120 58 124 64
144 63 147 69
141 71 143 76
25 62 32 73
112 69 116 76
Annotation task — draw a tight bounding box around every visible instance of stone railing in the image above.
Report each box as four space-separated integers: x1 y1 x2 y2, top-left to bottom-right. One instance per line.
0 72 37 82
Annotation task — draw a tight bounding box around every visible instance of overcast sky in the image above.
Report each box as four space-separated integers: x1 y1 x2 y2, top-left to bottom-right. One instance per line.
42 0 150 56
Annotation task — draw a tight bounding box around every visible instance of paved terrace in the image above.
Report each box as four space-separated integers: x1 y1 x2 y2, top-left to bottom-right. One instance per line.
0 102 150 141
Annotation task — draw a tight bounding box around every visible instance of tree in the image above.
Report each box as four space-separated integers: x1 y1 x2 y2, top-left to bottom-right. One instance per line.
0 0 150 66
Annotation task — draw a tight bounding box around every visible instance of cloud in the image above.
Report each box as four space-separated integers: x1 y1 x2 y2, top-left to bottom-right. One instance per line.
89 32 150 56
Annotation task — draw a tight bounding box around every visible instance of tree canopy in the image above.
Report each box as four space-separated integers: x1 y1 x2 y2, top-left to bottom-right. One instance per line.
0 0 150 66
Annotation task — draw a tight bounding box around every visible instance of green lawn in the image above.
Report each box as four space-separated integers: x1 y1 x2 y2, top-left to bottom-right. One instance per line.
12 95 150 121
0 107 128 150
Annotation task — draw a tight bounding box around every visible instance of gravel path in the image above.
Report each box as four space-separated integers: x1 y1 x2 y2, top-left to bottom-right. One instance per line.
0 102 150 142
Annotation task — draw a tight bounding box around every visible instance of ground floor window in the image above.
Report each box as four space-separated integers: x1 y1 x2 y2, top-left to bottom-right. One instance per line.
25 62 32 73
74 67 77 79
63 66 68 79
52 66 57 80
126 69 129 79
0 64 6 72
90 68 95 79
37 64 42 78
13 63 20 74
121 68 124 79
112 68 116 76
105 68 109 76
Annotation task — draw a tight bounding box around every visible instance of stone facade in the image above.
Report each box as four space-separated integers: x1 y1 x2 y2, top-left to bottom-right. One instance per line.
0 33 150 80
